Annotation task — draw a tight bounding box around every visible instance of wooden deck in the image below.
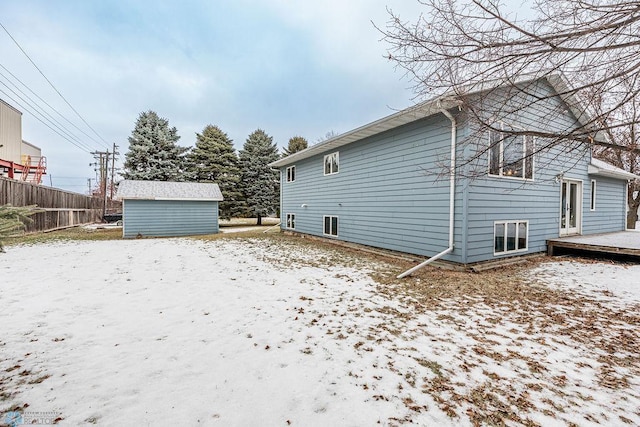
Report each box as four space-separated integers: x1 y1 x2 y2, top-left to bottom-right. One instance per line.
547 231 640 259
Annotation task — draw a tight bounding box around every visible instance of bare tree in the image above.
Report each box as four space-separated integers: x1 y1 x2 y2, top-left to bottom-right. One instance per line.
590 77 640 228
379 0 640 222
316 130 339 144
379 0 640 168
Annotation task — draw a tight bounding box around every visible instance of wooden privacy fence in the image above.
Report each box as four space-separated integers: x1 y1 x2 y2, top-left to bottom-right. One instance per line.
1 177 104 232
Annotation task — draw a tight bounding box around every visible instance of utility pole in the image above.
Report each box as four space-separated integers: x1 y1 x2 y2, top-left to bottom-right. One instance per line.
110 143 119 200
87 178 93 195
103 150 109 218
91 150 110 219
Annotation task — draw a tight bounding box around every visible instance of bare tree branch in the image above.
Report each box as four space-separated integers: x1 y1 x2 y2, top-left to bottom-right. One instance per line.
379 0 640 222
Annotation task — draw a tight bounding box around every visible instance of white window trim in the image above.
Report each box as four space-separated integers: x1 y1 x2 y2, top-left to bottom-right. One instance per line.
323 152 339 176
286 213 295 229
590 179 596 211
493 220 529 256
488 123 535 181
286 166 296 183
323 215 339 237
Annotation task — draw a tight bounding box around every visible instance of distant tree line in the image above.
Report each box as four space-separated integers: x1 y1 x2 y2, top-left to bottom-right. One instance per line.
122 111 309 223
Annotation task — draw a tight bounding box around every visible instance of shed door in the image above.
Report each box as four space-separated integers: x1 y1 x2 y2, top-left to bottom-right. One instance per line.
560 180 582 236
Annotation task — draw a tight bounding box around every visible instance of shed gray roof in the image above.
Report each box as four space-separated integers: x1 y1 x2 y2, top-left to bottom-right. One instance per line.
116 180 223 201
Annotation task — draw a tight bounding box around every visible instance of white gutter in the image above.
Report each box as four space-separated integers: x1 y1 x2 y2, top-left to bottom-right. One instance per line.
397 108 457 279
587 162 640 181
263 222 282 233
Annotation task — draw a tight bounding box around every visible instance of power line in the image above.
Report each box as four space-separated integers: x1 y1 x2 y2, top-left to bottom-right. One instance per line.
0 62 106 149
47 176 90 180
0 87 91 153
0 78 95 152
0 20 111 150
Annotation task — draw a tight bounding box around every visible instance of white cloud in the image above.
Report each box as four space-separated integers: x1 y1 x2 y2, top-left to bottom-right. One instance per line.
0 0 433 191
261 0 425 74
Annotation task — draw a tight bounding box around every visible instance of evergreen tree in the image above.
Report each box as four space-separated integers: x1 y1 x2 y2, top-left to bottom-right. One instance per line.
122 111 189 181
0 204 37 253
186 125 244 219
282 136 308 157
238 129 279 225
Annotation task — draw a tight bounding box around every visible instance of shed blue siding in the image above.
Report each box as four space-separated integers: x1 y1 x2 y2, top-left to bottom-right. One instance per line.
281 113 465 263
122 199 219 238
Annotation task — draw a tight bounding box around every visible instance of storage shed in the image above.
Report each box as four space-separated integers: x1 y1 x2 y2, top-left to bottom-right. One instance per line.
116 180 223 238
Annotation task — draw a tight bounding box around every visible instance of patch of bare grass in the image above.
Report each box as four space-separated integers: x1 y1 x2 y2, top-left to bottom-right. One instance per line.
265 233 639 425
218 217 280 227
4 226 122 248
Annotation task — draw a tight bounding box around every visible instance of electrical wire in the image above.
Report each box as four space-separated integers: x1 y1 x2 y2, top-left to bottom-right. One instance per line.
0 87 91 153
0 63 106 149
0 78 95 152
0 20 111 150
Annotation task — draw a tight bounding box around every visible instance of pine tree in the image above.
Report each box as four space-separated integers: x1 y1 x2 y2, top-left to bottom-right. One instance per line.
186 125 244 219
0 204 37 253
238 129 280 225
122 111 189 181
282 136 308 157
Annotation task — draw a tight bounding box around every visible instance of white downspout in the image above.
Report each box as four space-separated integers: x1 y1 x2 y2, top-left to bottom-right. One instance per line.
397 107 456 279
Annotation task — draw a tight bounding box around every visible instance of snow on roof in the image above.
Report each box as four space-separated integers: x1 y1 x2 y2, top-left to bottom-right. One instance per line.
588 158 639 181
116 180 223 201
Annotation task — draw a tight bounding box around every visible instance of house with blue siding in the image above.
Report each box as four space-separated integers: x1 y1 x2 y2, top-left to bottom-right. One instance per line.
116 180 223 238
270 76 637 270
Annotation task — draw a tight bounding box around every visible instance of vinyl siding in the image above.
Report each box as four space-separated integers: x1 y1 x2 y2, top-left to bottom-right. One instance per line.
122 199 218 238
465 80 628 263
582 177 627 233
280 79 628 265
281 113 465 263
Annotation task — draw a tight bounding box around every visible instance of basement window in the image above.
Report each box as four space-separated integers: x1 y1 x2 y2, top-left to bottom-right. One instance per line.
323 215 338 236
286 213 295 229
324 152 339 175
494 220 528 254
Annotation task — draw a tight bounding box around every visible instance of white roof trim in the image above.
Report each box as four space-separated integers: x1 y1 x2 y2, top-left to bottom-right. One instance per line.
270 74 603 169
122 197 223 202
270 98 460 168
588 158 639 181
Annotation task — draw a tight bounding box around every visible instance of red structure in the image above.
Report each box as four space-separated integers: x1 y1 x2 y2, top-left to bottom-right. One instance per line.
0 155 47 184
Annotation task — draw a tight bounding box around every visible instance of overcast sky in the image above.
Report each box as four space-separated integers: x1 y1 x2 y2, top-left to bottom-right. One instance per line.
0 1 519 193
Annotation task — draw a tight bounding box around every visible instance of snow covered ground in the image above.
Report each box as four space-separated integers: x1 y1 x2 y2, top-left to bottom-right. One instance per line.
529 260 640 306
1 237 639 426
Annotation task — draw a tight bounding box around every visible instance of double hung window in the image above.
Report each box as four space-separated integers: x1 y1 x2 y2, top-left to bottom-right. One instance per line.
489 124 534 179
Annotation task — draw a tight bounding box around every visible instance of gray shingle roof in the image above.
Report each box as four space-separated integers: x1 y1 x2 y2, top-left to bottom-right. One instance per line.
116 180 223 201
